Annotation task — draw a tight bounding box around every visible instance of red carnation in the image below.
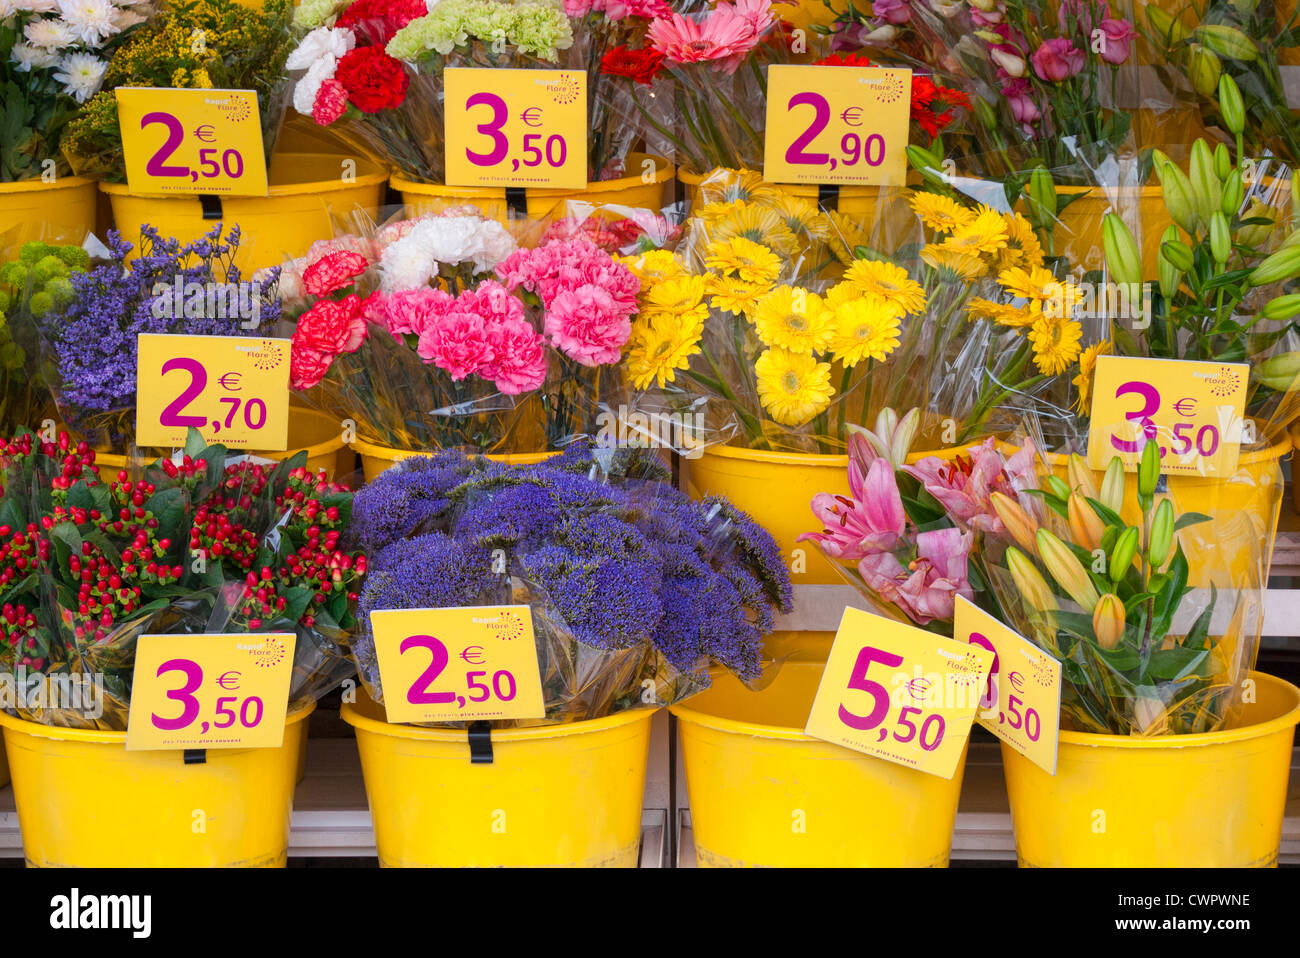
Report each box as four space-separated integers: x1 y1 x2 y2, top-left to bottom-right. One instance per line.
335 46 409 114
338 0 426 44
290 344 335 391
813 52 874 68
600 45 665 86
296 295 368 356
303 250 369 297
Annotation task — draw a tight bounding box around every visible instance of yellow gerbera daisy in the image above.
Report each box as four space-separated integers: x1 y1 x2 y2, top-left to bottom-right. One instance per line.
768 193 833 242
620 249 687 284
626 315 704 390
695 200 743 226
909 192 975 234
825 208 873 266
707 275 765 315
844 259 926 315
710 202 798 254
1072 339 1114 413
920 245 989 281
995 211 1045 272
937 206 1009 257
998 265 1060 302
824 297 902 367
697 168 782 207
968 298 1036 327
1029 315 1084 376
751 286 828 353
644 274 709 325
754 348 835 426
704 237 782 286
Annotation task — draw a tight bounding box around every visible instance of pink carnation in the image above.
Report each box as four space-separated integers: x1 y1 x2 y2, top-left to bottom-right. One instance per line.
303 250 368 297
417 311 495 380
313 78 349 126
463 280 527 326
296 295 367 355
484 316 548 394
380 288 456 337
544 285 631 366
290 344 334 391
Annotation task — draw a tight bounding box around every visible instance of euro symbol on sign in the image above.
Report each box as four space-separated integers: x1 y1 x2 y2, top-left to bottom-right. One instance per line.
216 671 241 690
460 646 486 665
1172 397 1197 417
520 107 543 127
218 372 242 391
193 124 217 143
840 107 863 127
1008 671 1025 694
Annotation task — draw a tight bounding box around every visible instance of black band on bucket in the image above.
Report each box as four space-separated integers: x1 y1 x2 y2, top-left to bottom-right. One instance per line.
183 748 207 765
468 721 494 764
199 195 223 221
504 187 528 220
817 183 839 212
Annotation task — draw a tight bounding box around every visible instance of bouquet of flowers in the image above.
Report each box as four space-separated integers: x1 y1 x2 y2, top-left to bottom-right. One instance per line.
289 0 655 182
61 0 293 180
0 428 366 729
987 440 1261 736
800 407 1040 634
32 223 281 450
0 0 151 181
286 207 647 453
346 441 792 724
0 240 91 434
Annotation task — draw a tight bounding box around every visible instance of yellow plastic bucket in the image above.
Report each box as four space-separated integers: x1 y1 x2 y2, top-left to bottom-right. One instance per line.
677 166 883 218
0 737 8 789
90 406 350 483
393 153 674 225
0 176 97 252
673 662 967 866
0 701 313 867
351 437 557 482
100 152 388 272
1003 671 1300 867
342 691 654 866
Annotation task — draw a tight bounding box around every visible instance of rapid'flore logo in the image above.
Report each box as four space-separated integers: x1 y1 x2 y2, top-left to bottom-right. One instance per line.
49 888 151 939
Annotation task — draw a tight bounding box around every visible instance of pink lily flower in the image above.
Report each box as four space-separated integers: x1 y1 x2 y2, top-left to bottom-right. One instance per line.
799 457 905 560
904 438 1038 537
858 528 974 626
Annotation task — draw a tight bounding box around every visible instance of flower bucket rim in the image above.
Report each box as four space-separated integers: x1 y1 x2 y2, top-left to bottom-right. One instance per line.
0 176 96 196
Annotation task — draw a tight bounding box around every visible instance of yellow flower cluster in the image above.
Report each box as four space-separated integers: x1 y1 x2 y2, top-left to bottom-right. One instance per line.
910 192 1083 378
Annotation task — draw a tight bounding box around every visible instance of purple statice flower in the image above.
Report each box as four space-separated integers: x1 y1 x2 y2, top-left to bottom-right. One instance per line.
349 451 493 553
37 224 280 433
701 495 795 615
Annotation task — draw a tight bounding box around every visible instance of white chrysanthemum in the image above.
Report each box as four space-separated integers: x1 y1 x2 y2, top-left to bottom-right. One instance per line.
2 0 60 15
379 216 518 292
292 56 337 117
54 51 106 101
24 17 77 48
10 41 60 71
286 26 355 71
58 0 119 45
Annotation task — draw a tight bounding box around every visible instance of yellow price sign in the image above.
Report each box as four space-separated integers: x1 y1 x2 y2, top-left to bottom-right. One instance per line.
135 334 290 450
805 607 993 779
954 597 1061 775
1086 355 1249 477
444 68 587 190
116 88 268 196
126 633 295 751
763 65 911 187
370 606 545 724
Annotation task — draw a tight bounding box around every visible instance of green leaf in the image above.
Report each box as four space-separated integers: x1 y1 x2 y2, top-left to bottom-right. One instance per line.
1085 497 1125 529
1147 646 1210 680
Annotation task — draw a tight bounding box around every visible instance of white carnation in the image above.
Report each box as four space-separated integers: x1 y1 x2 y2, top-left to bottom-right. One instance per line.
58 0 119 45
24 17 76 48
292 56 338 117
10 41 59 70
53 51 106 102
379 216 518 292
286 26 355 72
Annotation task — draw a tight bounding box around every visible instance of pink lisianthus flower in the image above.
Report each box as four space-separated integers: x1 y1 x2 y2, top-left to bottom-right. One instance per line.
903 438 1037 537
1096 17 1134 64
1030 38 1085 81
871 0 911 25
544 285 631 365
857 528 974 626
1001 77 1041 129
313 78 349 126
417 309 495 380
483 317 548 394
798 456 906 560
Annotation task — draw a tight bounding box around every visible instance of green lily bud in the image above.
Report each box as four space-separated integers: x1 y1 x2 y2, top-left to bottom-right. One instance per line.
1237 200 1275 250
1189 139 1222 226
1138 440 1162 500
1221 167 1244 215
1037 529 1101 612
1210 210 1231 263
1044 474 1071 501
1158 229 1185 300
1092 593 1127 650
1218 74 1246 137
1099 456 1126 513
1188 43 1223 97
1160 237 1195 272
1261 294 1300 321
1214 143 1232 181
906 144 943 179
1196 23 1258 61
1148 499 1176 567
1026 167 1057 231
1254 351 1300 390
1103 213 1143 288
1007 547 1058 632
974 96 998 131
1109 526 1141 583
1249 245 1300 286
1293 170 1300 225
1155 158 1200 234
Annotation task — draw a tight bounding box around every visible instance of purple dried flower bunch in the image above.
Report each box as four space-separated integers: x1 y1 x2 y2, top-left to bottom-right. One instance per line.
35 224 281 443
349 443 792 715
